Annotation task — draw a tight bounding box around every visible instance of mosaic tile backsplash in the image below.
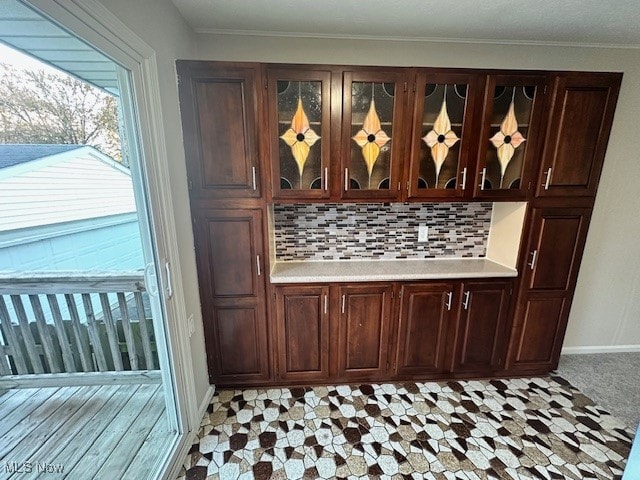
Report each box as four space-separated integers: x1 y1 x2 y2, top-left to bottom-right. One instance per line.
273 203 492 261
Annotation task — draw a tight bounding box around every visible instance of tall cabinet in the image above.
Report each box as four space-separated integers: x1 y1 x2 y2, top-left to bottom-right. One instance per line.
178 62 271 385
178 60 622 387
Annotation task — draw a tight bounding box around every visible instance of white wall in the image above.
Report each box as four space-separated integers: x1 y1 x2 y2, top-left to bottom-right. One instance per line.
96 0 211 401
194 34 640 350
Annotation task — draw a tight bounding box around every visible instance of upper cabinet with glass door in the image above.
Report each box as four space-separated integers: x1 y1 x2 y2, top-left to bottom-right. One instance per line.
267 67 332 200
341 70 407 200
474 74 548 199
407 71 479 200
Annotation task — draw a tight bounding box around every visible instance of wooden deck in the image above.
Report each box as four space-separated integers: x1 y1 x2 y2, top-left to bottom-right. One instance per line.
0 383 171 479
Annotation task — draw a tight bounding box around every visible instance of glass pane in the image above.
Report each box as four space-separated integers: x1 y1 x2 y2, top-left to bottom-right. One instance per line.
277 80 322 190
349 82 395 190
418 83 466 190
484 85 536 190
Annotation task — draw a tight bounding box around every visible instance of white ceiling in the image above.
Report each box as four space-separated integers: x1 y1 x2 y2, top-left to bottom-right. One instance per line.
171 0 640 48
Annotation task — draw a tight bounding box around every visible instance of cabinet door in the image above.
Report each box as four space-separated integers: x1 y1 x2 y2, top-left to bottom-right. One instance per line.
395 283 456 376
509 292 571 371
275 286 330 382
537 73 622 198
341 69 407 200
524 208 592 292
474 74 548 199
267 67 333 200
454 281 511 373
407 71 479 200
335 284 393 380
177 61 262 199
193 209 270 384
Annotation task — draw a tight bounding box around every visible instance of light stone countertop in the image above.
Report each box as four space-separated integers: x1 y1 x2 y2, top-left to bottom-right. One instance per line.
270 258 517 284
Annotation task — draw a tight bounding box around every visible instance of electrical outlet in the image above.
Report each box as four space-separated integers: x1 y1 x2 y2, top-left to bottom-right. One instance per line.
418 224 429 242
187 314 195 337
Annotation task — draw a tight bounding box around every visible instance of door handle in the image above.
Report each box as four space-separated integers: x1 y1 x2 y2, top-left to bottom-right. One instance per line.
460 167 467 190
341 294 346 314
528 250 538 270
344 168 349 191
251 166 257 190
462 291 470 310
445 291 453 311
479 167 487 190
324 294 328 315
256 255 261 276
324 167 329 191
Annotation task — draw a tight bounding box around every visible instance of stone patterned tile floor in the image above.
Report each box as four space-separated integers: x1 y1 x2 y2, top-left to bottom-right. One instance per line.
177 376 633 479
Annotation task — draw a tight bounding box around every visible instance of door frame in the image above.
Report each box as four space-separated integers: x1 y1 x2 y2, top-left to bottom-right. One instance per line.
23 0 206 478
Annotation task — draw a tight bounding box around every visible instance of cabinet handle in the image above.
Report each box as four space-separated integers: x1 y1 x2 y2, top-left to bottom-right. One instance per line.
256 255 261 276
341 294 346 314
479 167 487 190
462 291 470 310
324 294 328 315
344 168 349 191
251 166 257 191
445 291 452 311
543 167 552 190
528 250 538 270
324 167 329 191
460 167 467 190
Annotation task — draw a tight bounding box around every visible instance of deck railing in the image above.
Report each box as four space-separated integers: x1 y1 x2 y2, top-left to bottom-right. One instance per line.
0 271 159 383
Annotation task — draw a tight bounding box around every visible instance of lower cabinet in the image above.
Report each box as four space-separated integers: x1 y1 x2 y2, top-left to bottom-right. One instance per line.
194 208 271 385
394 283 456 376
335 284 394 381
507 207 592 372
273 278 512 386
453 281 512 374
274 285 330 382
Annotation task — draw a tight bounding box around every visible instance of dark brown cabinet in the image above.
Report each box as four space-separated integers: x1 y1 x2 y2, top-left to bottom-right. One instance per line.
274 285 330 382
177 60 622 388
193 209 270 384
341 70 408 201
394 283 456 376
474 73 548 199
536 72 622 198
177 62 263 199
266 66 334 200
453 281 511 373
407 71 480 200
508 207 592 371
335 284 394 380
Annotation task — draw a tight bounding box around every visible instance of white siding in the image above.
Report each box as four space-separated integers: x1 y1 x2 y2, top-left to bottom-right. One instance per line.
0 153 136 231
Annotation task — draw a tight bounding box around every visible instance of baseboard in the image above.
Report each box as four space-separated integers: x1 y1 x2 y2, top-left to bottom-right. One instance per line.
197 384 216 422
561 345 640 355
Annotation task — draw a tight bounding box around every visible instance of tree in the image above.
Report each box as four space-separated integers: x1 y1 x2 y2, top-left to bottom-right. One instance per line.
0 63 122 162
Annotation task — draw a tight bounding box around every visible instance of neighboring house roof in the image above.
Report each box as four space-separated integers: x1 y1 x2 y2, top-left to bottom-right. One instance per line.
0 144 83 169
0 144 136 233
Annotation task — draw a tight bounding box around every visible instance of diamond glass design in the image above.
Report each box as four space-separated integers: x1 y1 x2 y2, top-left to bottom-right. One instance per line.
423 99 460 185
489 101 526 186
